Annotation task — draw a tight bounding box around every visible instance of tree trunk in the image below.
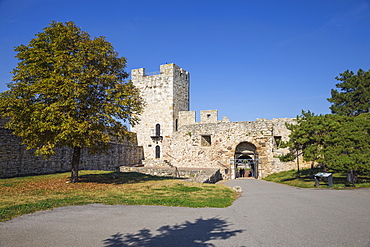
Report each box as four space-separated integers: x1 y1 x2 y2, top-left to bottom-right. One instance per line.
309 161 315 178
322 163 327 172
71 146 81 183
296 150 300 178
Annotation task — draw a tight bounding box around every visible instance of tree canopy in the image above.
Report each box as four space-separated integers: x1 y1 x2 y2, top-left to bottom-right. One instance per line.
327 69 370 116
0 21 143 182
324 113 370 173
280 111 370 177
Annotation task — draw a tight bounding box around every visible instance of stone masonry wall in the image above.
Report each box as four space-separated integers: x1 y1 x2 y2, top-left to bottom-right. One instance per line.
179 111 196 126
0 118 143 178
162 113 309 178
120 166 222 183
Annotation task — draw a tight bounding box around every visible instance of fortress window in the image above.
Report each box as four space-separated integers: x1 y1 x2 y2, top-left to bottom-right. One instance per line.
207 114 211 119
201 135 212 147
274 136 282 148
155 145 161 158
175 119 178 131
155 124 161 136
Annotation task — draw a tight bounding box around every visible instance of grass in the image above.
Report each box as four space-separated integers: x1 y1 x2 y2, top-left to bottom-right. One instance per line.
263 168 370 189
0 170 237 222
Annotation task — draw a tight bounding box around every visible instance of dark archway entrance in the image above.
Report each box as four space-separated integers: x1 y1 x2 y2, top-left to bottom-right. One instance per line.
231 142 259 179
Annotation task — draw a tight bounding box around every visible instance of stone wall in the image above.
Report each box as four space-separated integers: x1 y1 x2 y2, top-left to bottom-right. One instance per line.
162 111 309 178
120 166 223 183
179 111 196 126
0 119 143 178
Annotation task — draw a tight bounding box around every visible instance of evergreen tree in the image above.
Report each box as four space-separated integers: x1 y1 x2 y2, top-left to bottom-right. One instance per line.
325 113 370 173
281 112 370 183
280 111 334 174
328 69 370 116
0 21 143 182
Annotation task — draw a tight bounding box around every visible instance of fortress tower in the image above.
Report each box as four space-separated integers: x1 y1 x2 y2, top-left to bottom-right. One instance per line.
131 63 190 160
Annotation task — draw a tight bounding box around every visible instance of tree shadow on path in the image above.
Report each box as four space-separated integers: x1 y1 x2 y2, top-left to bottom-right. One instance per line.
102 216 244 247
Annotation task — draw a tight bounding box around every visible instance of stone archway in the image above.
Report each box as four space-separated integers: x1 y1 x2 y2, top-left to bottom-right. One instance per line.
232 142 259 179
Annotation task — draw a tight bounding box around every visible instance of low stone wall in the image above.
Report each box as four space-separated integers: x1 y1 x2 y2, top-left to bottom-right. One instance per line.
0 120 143 178
142 159 171 167
120 166 223 183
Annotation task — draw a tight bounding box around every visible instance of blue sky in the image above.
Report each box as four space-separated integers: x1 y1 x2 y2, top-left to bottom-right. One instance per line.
1 0 369 121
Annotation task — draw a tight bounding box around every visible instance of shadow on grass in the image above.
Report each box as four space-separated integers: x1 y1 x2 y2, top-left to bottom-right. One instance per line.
102 216 244 247
78 172 182 185
279 168 370 188
283 177 315 182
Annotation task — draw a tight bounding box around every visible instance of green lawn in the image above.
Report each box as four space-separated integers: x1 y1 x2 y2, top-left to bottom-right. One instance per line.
0 170 237 222
263 168 370 189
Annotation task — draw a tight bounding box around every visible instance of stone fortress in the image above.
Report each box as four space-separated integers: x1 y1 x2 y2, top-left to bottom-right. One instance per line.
0 62 309 181
126 63 308 180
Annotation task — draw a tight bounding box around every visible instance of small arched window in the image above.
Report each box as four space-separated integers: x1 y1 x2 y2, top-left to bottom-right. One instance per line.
155 124 161 136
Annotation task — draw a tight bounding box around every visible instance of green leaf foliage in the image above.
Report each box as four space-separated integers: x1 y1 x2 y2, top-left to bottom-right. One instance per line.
0 21 143 157
327 69 370 116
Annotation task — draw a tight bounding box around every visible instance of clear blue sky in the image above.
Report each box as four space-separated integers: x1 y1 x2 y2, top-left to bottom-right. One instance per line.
1 0 369 121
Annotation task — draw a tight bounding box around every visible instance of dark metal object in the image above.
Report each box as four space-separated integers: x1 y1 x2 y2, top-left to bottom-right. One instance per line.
314 172 333 187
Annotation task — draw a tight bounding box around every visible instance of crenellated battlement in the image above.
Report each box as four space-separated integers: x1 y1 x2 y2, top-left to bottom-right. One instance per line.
178 110 230 129
132 63 189 79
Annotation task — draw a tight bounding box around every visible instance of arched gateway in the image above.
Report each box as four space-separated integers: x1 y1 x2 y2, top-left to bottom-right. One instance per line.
231 142 259 179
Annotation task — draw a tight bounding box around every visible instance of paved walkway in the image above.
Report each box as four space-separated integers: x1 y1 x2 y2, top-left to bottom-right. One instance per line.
1 179 369 247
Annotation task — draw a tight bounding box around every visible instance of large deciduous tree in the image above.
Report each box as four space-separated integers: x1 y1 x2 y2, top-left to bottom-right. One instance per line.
0 21 143 182
327 69 370 116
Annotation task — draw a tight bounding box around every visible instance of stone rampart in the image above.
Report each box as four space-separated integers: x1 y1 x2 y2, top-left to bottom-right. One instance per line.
162 113 309 178
0 119 143 178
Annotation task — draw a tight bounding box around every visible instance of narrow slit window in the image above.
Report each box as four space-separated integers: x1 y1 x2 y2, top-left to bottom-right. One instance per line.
155 145 160 158
155 124 161 136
